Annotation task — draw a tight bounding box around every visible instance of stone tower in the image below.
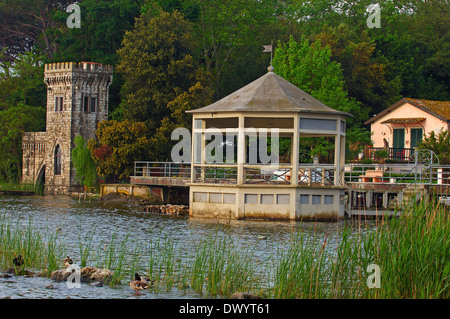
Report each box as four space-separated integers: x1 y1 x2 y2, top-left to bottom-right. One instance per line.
22 62 113 194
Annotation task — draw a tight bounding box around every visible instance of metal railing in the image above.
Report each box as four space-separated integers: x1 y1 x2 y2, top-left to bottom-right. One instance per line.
368 147 415 162
244 166 291 184
133 161 450 187
193 165 238 184
134 161 191 179
345 164 450 185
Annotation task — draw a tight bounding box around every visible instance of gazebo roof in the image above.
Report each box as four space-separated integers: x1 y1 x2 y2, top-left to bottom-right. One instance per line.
187 67 352 117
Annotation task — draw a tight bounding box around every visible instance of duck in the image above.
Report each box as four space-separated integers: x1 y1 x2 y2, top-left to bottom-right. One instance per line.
129 273 150 295
63 256 73 267
139 274 155 286
13 255 24 268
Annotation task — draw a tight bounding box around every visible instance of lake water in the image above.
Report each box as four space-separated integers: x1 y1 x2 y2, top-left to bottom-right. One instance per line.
0 195 376 299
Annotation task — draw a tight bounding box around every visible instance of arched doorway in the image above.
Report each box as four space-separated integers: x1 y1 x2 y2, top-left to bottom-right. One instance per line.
35 165 45 195
54 145 62 175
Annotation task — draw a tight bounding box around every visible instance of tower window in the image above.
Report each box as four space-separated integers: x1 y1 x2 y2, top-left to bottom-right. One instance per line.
55 96 63 112
83 96 89 112
54 145 62 175
83 96 97 113
90 97 97 112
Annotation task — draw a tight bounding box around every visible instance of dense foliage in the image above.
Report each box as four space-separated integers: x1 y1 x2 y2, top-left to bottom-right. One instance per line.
0 0 448 181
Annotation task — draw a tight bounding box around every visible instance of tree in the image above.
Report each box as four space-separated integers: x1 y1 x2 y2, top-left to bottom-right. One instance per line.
419 129 450 165
117 10 198 130
88 120 150 181
193 0 282 98
0 103 45 182
272 35 369 126
272 35 372 160
53 0 142 65
0 51 46 111
314 24 402 115
71 134 98 189
0 0 70 62
0 51 46 182
117 9 213 160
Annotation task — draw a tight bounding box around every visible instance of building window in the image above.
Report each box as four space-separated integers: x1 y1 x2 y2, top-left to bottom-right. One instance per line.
55 96 63 112
245 194 258 204
261 194 274 204
324 195 334 205
54 145 62 175
411 128 423 148
90 97 97 112
193 192 207 202
277 194 290 205
83 96 89 113
300 195 309 204
312 195 321 205
83 96 98 113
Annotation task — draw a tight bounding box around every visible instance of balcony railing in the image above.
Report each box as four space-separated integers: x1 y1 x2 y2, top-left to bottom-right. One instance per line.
368 147 415 162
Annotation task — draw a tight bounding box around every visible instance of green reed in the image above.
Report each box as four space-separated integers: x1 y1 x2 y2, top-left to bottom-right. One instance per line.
188 232 258 297
0 198 447 298
0 216 65 275
270 198 449 299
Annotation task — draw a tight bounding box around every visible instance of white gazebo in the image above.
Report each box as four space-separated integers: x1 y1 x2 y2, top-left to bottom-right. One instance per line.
186 66 351 221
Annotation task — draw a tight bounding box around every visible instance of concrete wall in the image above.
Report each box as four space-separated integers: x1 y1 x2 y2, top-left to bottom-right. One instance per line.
100 184 150 197
189 185 345 221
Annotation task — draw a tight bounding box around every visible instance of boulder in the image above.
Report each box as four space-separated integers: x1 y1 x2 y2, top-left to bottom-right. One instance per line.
86 267 113 284
50 269 72 281
50 266 113 284
231 292 264 299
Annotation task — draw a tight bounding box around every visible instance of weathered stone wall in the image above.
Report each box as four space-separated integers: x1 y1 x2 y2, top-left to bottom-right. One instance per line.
22 62 113 195
22 132 47 184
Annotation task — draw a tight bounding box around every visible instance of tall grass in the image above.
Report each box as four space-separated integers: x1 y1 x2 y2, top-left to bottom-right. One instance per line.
0 216 65 274
0 198 447 298
270 198 449 299
188 232 258 297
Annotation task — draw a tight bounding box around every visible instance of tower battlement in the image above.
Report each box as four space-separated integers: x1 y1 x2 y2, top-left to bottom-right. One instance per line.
44 62 113 74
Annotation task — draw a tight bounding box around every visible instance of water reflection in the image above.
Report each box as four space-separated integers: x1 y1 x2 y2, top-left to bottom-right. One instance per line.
0 195 375 299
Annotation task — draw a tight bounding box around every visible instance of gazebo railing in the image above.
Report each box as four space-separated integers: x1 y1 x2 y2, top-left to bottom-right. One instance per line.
193 165 238 184
297 166 338 186
244 166 292 184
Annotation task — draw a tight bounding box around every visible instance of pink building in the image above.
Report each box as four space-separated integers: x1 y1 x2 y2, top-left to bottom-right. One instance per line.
365 98 450 161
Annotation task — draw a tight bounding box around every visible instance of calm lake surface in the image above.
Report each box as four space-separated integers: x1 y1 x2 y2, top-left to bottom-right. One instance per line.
0 195 376 299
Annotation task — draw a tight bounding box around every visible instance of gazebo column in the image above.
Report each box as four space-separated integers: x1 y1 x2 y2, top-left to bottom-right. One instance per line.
291 116 300 186
339 134 345 185
334 132 346 186
237 115 245 185
334 132 341 186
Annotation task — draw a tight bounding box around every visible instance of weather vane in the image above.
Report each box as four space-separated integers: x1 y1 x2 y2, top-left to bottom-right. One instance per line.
262 40 273 66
